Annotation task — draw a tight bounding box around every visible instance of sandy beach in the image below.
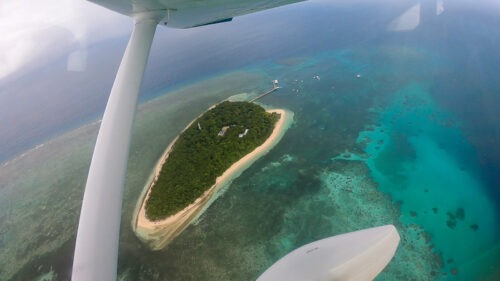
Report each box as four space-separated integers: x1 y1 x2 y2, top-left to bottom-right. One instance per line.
132 108 294 250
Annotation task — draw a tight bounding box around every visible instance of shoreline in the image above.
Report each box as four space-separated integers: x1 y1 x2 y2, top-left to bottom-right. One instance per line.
132 108 294 250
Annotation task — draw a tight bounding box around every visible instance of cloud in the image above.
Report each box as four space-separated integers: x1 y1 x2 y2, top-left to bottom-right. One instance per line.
0 0 130 79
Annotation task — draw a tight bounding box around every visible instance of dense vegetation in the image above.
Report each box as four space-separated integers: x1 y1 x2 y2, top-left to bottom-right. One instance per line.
145 101 280 221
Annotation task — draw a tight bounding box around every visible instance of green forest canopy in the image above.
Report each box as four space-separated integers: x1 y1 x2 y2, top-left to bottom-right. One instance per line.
145 101 280 221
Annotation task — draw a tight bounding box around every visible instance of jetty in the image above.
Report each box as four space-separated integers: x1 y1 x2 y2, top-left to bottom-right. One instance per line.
250 80 281 102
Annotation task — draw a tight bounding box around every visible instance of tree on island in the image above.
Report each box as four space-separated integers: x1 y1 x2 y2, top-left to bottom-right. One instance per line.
145 101 280 221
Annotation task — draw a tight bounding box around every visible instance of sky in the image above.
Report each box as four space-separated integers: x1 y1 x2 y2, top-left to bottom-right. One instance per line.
0 0 130 80
0 0 416 81
3 0 500 80
0 0 137 161
0 0 307 81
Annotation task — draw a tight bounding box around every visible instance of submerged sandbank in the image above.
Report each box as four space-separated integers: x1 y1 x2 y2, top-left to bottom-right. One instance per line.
132 108 294 250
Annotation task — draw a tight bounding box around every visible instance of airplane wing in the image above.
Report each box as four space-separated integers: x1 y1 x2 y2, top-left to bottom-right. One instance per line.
257 225 400 281
87 0 304 28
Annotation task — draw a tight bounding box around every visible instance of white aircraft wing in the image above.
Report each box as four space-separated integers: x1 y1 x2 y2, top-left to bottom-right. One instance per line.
257 225 400 281
88 0 304 28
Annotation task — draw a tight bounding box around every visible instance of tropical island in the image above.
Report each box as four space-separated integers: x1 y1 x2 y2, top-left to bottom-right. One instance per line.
132 101 294 250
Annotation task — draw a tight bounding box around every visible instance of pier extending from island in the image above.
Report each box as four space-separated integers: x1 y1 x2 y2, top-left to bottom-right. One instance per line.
132 101 293 250
250 80 281 102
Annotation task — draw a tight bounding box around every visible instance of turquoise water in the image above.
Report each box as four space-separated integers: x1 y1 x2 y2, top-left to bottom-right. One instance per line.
350 83 498 279
1 0 500 280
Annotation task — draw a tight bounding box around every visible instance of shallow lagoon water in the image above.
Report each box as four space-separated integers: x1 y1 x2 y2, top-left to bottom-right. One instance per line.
1 0 500 280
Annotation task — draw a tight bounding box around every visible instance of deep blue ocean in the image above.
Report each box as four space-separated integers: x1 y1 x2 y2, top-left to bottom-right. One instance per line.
0 0 499 280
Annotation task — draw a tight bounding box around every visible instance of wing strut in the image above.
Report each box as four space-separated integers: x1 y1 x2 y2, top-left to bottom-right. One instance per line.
72 13 160 280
